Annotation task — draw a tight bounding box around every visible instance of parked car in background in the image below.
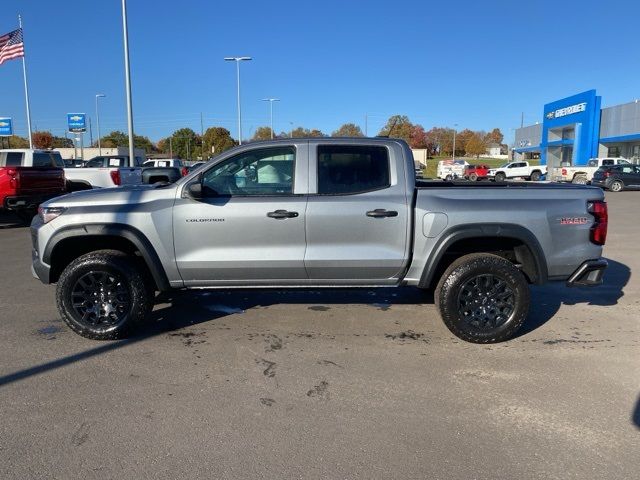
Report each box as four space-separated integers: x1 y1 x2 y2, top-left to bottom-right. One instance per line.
64 155 144 191
186 162 206 173
552 157 631 184
488 161 546 182
592 164 640 192
0 149 67 222
32 138 608 345
464 164 490 181
143 158 189 180
437 159 468 180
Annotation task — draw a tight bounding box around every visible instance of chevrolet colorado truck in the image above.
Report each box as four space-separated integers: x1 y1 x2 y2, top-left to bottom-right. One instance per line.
487 161 546 182
0 149 67 222
31 138 608 343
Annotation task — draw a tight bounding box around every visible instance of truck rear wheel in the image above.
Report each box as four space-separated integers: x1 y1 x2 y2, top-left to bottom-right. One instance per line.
434 253 530 343
494 172 506 182
56 250 153 340
572 174 587 185
530 170 541 181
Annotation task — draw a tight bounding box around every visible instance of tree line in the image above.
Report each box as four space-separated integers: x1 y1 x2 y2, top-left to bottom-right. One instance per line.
3 115 505 159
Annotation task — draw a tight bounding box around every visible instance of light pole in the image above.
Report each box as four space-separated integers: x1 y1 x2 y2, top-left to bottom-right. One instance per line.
95 94 106 155
452 123 459 161
224 56 252 144
121 0 135 163
262 98 280 139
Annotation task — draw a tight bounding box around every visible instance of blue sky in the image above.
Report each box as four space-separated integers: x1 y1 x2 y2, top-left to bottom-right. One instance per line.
1 0 638 144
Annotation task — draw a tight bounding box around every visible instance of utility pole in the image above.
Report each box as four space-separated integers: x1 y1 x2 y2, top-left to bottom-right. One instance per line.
169 137 173 158
200 112 205 160
452 123 458 161
89 117 93 147
365 113 368 136
521 112 524 128
95 94 106 155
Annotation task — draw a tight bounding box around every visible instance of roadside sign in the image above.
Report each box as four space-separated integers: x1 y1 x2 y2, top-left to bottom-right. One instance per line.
0 117 13 136
67 113 86 133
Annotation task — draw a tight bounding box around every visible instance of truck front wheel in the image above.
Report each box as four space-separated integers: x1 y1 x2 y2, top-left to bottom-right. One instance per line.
494 172 506 182
56 250 153 340
434 253 530 343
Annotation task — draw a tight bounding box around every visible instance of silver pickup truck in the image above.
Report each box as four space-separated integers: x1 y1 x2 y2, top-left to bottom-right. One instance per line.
31 138 608 343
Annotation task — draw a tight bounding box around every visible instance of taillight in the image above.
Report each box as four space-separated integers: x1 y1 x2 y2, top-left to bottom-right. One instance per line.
181 167 188 177
6 168 19 190
561 168 567 176
588 200 608 245
110 170 121 185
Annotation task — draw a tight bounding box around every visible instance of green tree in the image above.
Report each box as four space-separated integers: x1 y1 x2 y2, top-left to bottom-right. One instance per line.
252 126 275 141
202 127 236 157
332 123 364 137
97 130 156 153
2 135 30 148
163 128 200 160
465 133 487 158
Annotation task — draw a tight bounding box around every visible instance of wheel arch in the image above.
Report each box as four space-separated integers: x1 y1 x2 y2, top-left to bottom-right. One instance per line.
418 223 548 289
44 223 170 291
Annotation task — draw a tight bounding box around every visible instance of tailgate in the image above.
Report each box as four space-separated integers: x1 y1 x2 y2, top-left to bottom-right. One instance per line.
119 167 143 186
16 167 66 194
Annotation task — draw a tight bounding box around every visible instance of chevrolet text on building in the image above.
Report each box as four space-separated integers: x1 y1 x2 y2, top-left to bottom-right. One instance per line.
546 102 588 120
514 90 640 167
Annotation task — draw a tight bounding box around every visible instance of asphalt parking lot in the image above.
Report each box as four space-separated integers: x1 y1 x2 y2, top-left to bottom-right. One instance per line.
0 193 639 479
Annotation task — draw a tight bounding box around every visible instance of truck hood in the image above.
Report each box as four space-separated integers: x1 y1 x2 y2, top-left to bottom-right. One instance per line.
42 183 176 207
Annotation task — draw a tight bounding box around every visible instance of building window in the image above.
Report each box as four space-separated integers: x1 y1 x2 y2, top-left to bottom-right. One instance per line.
608 146 621 157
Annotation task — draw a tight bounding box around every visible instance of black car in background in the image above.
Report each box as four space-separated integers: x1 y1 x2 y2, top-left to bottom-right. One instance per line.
592 164 640 192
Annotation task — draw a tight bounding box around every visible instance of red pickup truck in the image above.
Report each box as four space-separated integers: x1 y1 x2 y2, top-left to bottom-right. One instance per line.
1 149 67 222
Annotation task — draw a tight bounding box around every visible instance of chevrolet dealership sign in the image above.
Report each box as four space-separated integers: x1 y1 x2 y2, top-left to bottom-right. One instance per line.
546 102 587 120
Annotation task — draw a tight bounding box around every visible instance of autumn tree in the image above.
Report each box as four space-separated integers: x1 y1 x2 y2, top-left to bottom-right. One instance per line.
290 127 325 138
332 123 364 137
465 133 487 159
484 128 504 145
377 115 414 143
51 135 73 148
32 131 54 149
454 129 474 155
252 126 274 141
409 125 429 149
425 127 455 156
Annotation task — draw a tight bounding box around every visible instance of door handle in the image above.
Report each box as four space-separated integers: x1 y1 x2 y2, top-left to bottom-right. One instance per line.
366 209 398 218
267 209 299 219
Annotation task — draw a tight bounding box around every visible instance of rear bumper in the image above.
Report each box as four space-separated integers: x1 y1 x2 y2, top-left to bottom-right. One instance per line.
3 192 64 211
566 259 608 287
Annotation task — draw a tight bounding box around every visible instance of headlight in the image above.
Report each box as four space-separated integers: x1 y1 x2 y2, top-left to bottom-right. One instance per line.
38 206 67 224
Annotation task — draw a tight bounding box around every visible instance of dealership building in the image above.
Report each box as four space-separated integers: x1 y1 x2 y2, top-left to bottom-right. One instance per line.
514 90 640 168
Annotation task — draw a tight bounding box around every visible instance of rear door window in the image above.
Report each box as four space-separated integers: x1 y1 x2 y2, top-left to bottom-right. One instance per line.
5 152 23 166
317 145 390 195
85 157 105 167
32 152 60 167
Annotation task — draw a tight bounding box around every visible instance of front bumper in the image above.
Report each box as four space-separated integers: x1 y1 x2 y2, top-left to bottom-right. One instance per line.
566 259 608 287
30 216 52 284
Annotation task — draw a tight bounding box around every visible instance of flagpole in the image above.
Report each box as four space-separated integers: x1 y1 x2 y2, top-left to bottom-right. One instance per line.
18 15 33 149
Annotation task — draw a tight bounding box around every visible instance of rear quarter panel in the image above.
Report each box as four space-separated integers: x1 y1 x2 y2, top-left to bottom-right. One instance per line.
406 184 605 284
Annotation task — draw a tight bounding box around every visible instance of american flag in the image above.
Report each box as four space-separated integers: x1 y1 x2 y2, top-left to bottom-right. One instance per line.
0 28 25 66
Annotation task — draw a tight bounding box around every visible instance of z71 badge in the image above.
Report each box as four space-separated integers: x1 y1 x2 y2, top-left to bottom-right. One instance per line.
560 217 589 225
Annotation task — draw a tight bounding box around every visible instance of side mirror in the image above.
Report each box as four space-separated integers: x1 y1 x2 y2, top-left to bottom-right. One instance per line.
187 182 203 199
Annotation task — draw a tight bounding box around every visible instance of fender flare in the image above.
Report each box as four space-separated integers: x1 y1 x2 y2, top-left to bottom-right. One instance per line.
43 223 171 291
418 223 548 288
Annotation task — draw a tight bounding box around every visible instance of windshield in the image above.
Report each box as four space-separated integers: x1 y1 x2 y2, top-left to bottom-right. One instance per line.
498 162 510 168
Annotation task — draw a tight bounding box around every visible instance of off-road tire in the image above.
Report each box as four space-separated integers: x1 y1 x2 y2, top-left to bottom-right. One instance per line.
56 250 153 340
572 174 587 185
530 170 542 182
494 172 506 182
609 180 624 192
435 253 530 343
469 173 478 182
